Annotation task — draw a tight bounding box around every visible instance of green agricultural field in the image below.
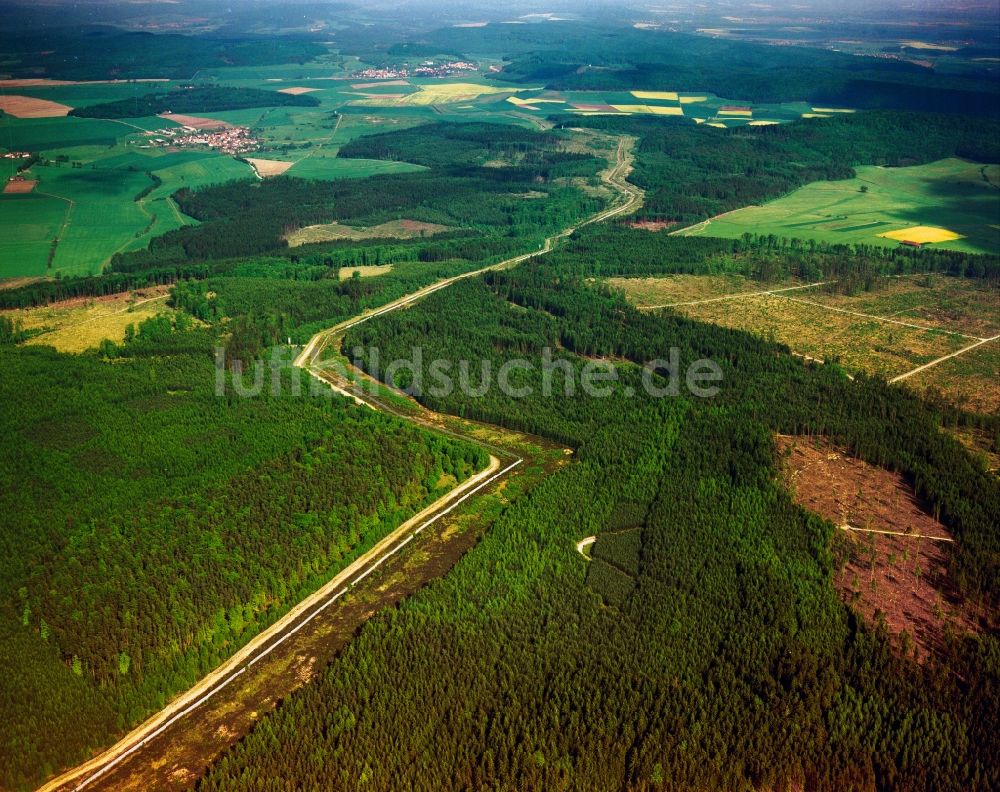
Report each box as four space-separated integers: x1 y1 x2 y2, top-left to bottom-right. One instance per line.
0 159 21 181
681 158 1000 254
13 81 182 109
286 154 426 180
35 164 155 276
0 116 125 151
0 148 253 276
120 154 253 252
0 194 66 278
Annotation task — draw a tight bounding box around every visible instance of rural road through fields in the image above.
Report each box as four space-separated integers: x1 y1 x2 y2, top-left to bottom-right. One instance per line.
37 134 640 792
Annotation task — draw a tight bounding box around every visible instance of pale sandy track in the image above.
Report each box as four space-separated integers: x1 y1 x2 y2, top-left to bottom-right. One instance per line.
40 455 507 792
637 280 835 309
889 335 999 383
840 524 953 542
38 134 642 792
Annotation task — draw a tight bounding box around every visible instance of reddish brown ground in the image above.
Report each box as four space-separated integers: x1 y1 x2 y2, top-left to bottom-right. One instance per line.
276 86 320 95
0 276 44 291
572 103 619 112
625 220 676 231
158 113 232 129
9 285 170 312
777 434 979 660
0 95 72 118
395 219 443 232
4 179 37 193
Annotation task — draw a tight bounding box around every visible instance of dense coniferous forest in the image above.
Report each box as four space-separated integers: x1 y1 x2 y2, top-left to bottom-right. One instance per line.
443 24 1000 114
125 123 598 263
0 119 608 792
69 87 320 119
194 248 1000 792
2 18 999 784
0 287 525 787
0 30 325 81
0 333 486 788
545 225 1000 284
335 122 594 169
560 112 1000 223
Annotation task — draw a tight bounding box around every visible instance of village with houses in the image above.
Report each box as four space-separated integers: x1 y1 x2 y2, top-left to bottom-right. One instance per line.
351 59 480 81
134 121 259 156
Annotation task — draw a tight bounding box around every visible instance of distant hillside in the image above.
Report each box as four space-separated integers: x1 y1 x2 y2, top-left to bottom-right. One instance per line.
69 87 319 119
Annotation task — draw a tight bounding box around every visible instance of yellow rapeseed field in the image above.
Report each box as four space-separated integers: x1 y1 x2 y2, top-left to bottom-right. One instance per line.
879 226 964 244
610 104 683 115
630 90 679 101
397 83 524 104
646 105 684 115
356 83 526 106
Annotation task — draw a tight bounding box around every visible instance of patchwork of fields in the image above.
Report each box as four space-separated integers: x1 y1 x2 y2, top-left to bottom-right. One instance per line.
677 159 1000 255
1 61 995 304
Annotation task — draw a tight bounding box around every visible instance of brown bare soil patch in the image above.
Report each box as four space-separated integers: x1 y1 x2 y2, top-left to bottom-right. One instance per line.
0 95 72 118
571 103 618 112
4 179 37 194
158 113 232 130
777 434 978 659
277 86 320 95
625 220 675 231
245 158 293 177
0 276 45 291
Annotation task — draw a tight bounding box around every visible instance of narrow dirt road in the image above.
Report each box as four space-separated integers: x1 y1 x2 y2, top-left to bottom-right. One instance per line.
889 334 999 383
41 455 511 792
296 135 641 369
38 134 642 792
